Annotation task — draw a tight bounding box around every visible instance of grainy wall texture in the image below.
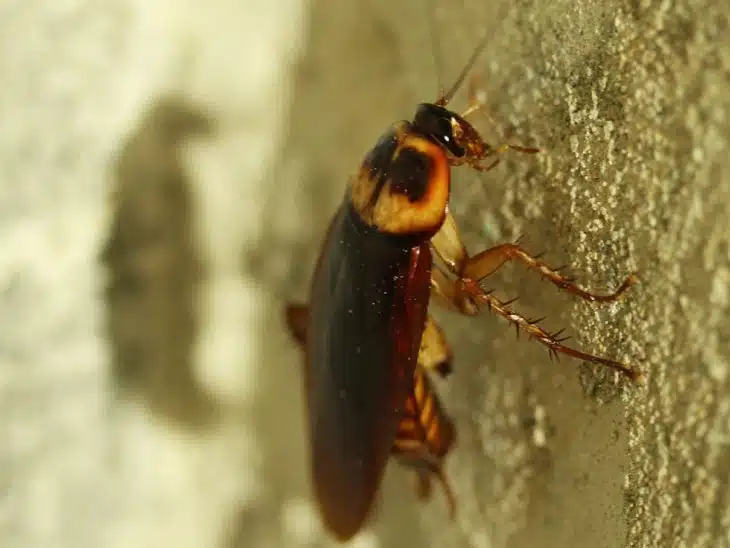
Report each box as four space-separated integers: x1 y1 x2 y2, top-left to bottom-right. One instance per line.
2 1 729 548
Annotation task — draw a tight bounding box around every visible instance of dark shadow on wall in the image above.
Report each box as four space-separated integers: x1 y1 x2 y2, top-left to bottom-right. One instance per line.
101 97 219 429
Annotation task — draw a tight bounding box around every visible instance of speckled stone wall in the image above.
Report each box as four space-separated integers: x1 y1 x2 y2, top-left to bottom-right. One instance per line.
271 1 730 547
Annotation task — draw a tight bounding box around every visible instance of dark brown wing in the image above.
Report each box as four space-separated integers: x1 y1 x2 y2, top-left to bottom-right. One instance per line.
286 305 458 521
305 203 431 541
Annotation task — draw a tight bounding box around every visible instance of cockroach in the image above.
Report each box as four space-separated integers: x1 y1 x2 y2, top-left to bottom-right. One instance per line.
284 36 641 542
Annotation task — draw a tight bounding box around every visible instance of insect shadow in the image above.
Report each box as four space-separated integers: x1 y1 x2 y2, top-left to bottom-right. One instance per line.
101 97 219 429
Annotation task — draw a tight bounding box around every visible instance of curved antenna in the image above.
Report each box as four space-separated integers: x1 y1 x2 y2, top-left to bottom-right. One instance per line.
435 32 491 107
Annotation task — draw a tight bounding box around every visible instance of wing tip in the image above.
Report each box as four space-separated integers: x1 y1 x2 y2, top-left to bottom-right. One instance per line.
313 465 379 542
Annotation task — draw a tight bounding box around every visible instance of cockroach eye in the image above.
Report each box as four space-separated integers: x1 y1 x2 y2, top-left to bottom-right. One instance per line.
412 103 466 158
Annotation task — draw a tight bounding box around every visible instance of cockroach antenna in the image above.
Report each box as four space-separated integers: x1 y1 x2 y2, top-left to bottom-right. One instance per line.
435 32 492 107
426 0 492 107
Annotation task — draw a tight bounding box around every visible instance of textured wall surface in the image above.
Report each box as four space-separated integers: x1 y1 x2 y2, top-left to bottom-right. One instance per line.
2 0 729 547
270 1 730 547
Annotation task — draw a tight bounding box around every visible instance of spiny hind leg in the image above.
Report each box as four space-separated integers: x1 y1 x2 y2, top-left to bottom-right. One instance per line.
431 211 639 303
463 243 637 302
430 268 642 381
428 214 642 381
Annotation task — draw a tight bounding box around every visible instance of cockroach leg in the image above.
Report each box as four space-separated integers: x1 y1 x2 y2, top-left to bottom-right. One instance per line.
430 266 477 314
448 144 535 174
432 275 642 381
432 464 457 519
430 210 468 272
468 145 540 172
395 445 457 519
428 214 642 381
285 303 309 347
467 154 502 173
463 243 639 302
418 316 453 377
421 463 456 519
507 144 542 154
414 469 432 500
432 212 639 303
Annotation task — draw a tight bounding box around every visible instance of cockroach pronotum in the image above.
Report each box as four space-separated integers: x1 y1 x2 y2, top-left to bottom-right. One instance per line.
284 35 641 542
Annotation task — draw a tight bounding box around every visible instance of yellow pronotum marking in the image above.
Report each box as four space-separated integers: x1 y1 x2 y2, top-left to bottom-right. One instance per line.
350 130 450 235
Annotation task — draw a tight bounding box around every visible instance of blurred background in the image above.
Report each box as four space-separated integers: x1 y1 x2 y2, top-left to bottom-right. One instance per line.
2 1 729 547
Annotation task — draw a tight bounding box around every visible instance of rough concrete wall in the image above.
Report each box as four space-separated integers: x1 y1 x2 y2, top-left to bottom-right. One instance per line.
3 1 730 548
266 0 730 547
